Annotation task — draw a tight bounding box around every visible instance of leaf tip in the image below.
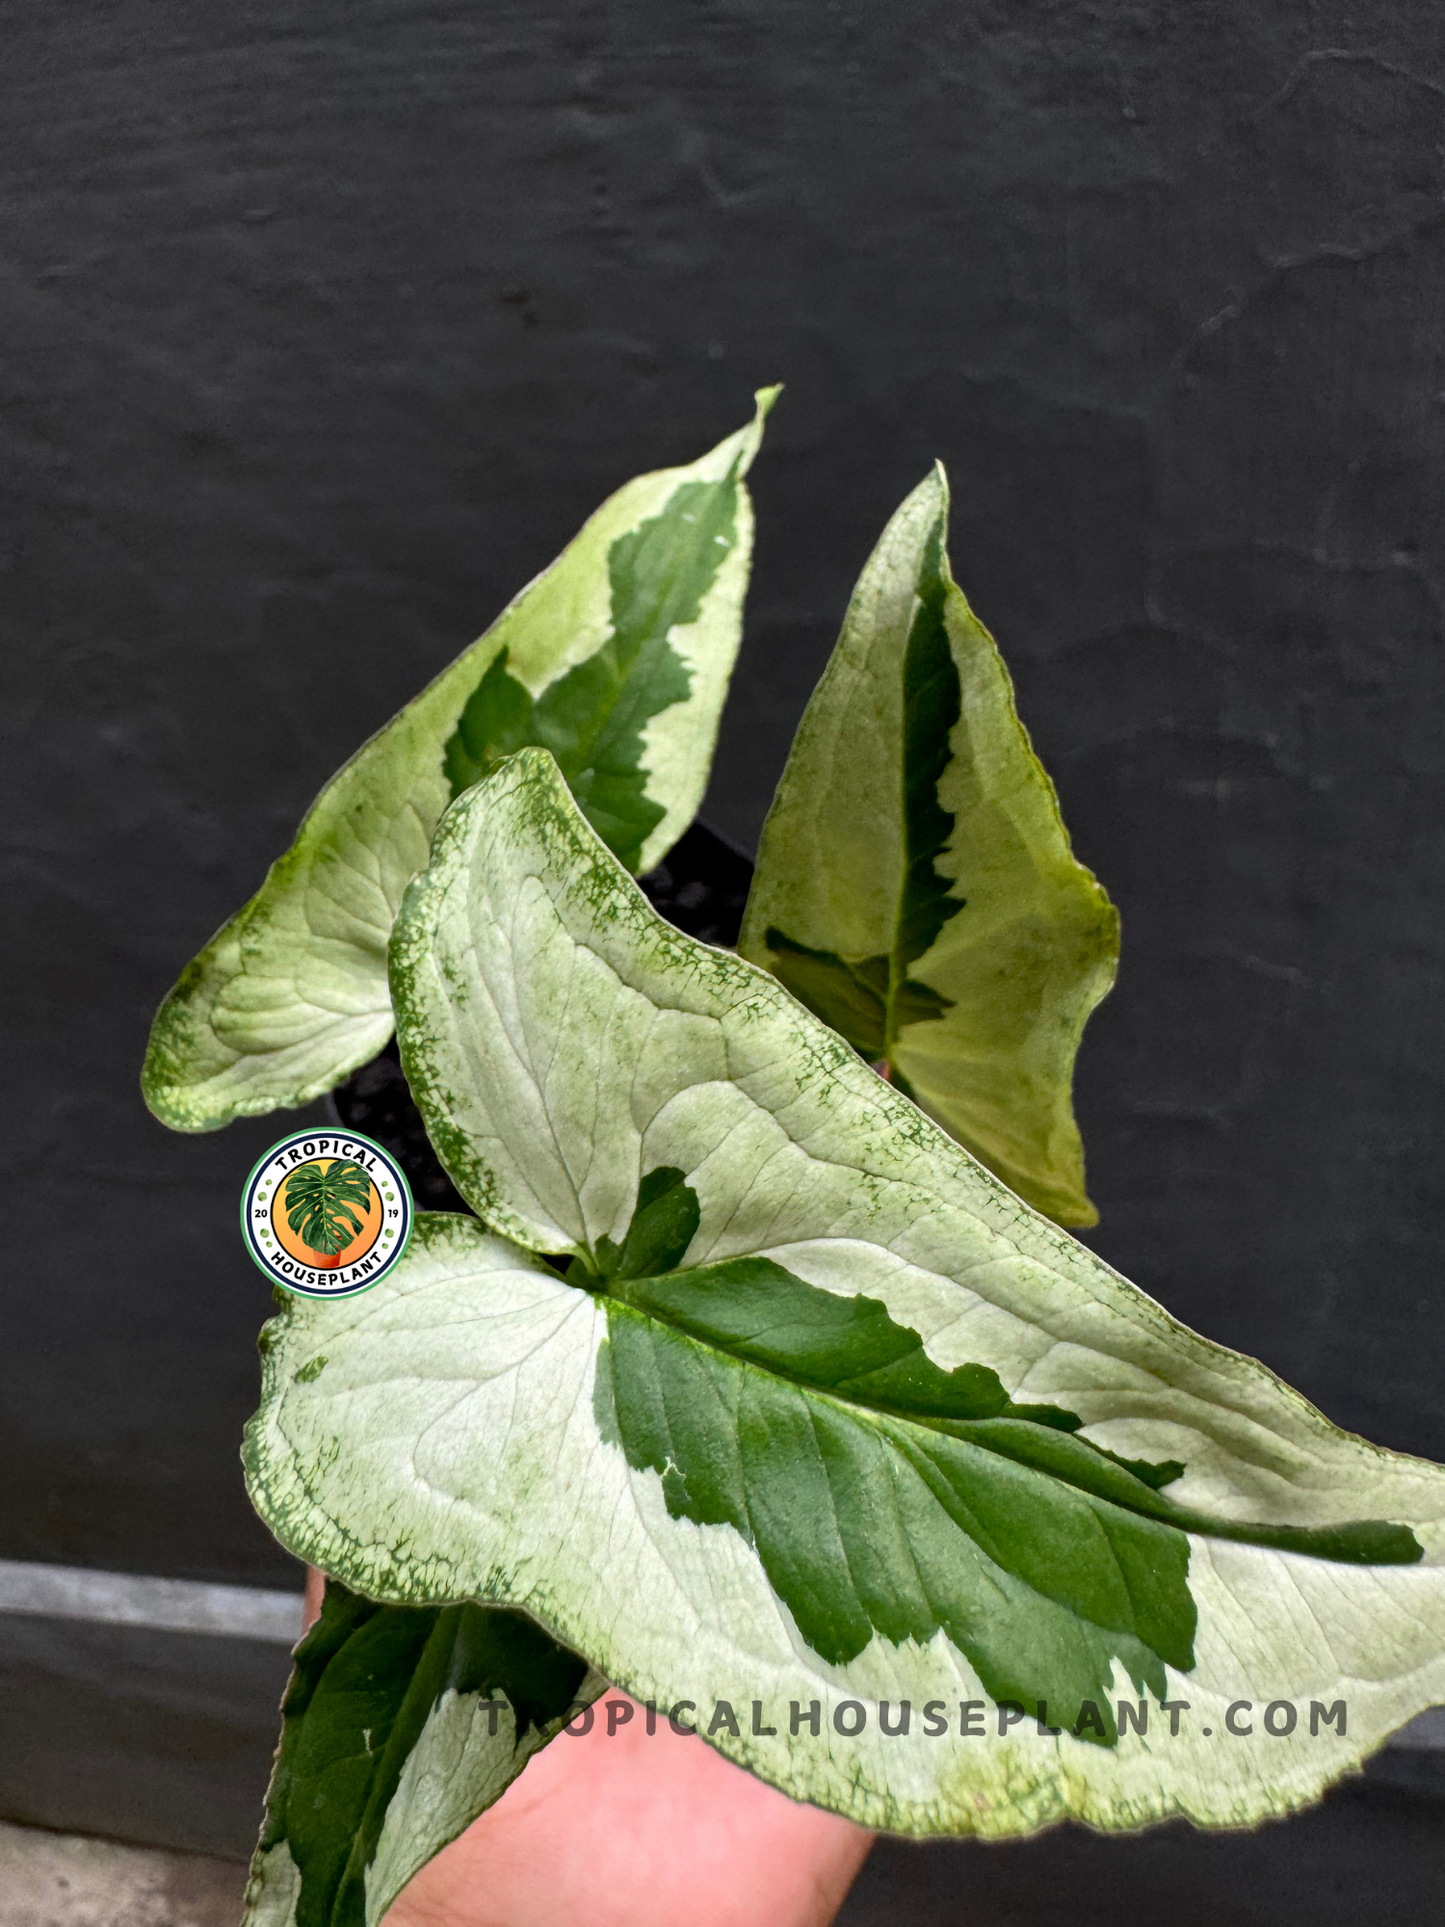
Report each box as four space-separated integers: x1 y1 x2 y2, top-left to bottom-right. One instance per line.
1056 1195 1101 1231
724 386 783 480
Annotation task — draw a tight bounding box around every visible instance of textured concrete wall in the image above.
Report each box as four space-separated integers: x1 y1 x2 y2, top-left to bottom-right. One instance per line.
7 2 1445 1585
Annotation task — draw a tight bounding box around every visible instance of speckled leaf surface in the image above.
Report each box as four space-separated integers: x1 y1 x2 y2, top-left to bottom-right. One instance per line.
245 751 1445 1837
142 393 774 1132
738 468 1117 1226
243 1577 599 1927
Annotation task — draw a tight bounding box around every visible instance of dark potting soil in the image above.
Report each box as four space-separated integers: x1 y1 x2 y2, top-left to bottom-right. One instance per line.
329 821 754 1209
633 818 754 949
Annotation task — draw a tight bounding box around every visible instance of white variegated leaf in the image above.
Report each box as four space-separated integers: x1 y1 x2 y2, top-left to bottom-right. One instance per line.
245 750 1445 1836
143 393 775 1132
739 467 1117 1226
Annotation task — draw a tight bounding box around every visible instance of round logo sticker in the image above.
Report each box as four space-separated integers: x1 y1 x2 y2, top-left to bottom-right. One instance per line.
240 1131 413 1298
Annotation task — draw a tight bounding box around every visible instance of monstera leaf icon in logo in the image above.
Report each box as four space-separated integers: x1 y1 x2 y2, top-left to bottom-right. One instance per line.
240 1130 413 1298
283 1159 374 1266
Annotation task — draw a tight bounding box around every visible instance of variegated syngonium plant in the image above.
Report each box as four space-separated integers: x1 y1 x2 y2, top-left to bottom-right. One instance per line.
739 464 1117 1228
141 391 777 1134
246 749 1445 1862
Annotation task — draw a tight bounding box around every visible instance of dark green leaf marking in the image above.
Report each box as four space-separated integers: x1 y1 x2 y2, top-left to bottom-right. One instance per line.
764 932 890 1058
590 1174 1423 1743
894 517 966 983
1102 1452 1185 1491
257 1579 588 1927
763 513 967 1060
569 1166 700 1290
284 1161 373 1257
763 929 952 1061
444 477 740 870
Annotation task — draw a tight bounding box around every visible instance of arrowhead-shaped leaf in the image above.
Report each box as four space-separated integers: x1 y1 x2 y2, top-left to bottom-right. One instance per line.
738 467 1117 1226
245 750 1445 1837
243 1575 599 1927
142 392 776 1133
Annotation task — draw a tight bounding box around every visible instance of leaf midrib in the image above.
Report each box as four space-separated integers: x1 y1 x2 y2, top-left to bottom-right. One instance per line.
596 1271 1420 1566
600 1271 1165 1512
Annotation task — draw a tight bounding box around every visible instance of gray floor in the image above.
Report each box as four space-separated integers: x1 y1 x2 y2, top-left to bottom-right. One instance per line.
0 1823 244 1927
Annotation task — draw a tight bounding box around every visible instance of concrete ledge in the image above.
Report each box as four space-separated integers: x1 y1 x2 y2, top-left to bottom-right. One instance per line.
0 1615 292 1859
0 1562 303 1646
0 1821 244 1927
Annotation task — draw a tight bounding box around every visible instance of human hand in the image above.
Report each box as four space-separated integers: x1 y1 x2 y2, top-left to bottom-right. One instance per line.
301 1570 873 1927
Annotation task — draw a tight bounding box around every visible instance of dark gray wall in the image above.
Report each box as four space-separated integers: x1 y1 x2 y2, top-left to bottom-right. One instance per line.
7 1 1445 1592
